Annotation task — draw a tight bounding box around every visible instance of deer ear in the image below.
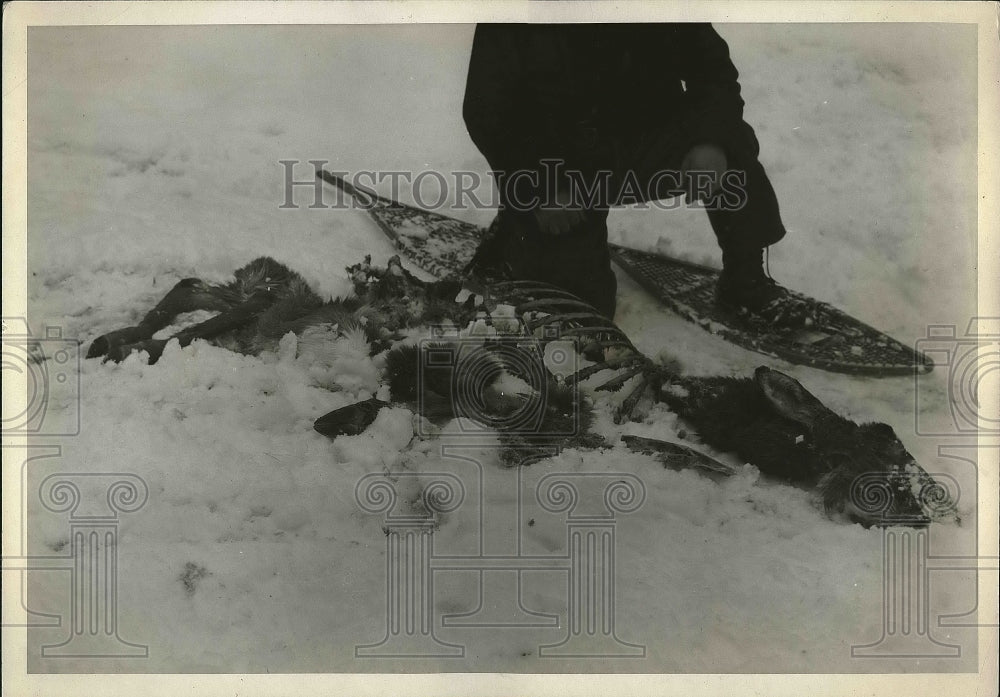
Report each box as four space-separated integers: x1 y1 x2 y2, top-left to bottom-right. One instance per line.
754 366 835 428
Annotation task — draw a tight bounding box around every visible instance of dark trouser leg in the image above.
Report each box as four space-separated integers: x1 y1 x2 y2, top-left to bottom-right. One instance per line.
707 146 788 290
623 120 787 257
705 147 787 253
475 121 784 319
611 121 792 315
487 208 618 319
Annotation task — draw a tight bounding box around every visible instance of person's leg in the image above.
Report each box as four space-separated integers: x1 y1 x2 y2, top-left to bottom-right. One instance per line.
478 207 618 319
618 120 792 314
468 120 786 320
701 123 789 311
621 120 785 248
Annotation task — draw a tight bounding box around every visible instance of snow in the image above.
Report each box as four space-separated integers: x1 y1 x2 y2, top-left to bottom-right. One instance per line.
397 220 432 240
22 23 983 675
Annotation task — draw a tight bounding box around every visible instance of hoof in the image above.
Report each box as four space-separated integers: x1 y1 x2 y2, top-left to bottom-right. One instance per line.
314 397 390 438
87 326 150 359
105 338 168 364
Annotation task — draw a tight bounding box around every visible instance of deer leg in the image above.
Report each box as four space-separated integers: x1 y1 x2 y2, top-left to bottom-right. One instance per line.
105 292 275 364
88 278 241 359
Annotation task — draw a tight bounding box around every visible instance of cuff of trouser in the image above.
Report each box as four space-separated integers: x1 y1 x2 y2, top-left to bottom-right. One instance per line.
758 223 787 248
716 223 787 251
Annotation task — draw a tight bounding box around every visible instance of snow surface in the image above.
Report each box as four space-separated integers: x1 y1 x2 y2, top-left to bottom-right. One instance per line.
23 24 982 673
